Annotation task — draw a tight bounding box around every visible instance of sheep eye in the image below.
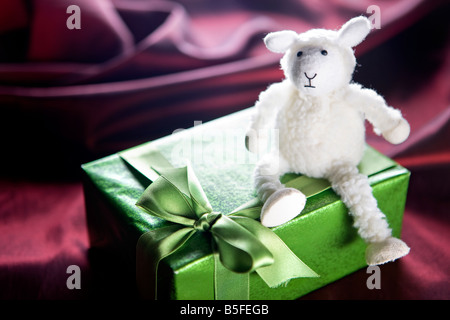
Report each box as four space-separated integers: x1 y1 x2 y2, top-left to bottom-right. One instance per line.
321 50 328 56
297 51 303 57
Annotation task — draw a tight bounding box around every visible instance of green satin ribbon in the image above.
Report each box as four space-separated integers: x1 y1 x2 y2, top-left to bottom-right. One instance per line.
122 143 396 299
134 164 318 300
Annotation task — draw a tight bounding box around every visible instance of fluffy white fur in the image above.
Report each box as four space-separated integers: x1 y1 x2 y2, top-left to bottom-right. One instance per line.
246 17 410 265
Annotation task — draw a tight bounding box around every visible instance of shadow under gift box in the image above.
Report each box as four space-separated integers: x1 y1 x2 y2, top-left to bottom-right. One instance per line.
82 108 410 300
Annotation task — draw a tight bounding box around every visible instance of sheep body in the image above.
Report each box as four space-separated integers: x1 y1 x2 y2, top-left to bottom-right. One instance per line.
247 16 411 265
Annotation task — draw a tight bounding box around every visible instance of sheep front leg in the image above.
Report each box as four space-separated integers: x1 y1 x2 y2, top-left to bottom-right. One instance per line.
326 163 410 265
254 153 307 227
349 84 410 145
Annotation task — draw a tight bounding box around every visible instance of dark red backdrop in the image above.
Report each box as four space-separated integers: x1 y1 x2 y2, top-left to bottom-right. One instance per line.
0 0 448 300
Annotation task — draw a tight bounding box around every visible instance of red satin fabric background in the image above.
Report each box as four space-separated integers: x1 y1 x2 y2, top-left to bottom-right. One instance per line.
0 0 448 300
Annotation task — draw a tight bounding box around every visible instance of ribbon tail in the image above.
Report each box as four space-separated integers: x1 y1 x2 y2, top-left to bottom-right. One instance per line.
255 232 319 288
230 216 319 288
136 224 196 299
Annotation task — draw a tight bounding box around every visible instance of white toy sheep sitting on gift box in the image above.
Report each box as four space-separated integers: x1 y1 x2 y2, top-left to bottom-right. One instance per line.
246 16 410 265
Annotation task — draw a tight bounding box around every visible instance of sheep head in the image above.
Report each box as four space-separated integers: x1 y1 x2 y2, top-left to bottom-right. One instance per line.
264 16 371 97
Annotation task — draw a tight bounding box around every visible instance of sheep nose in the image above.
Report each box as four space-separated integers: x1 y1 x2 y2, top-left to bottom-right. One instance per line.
304 72 317 88
304 73 317 80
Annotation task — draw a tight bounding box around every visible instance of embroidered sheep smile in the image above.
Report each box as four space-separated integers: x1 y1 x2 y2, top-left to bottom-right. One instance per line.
304 73 317 88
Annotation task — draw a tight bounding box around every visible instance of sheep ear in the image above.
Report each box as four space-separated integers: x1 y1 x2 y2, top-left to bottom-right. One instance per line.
264 30 298 53
337 16 371 47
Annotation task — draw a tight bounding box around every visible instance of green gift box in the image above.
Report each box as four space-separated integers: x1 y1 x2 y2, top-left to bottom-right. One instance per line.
82 108 410 300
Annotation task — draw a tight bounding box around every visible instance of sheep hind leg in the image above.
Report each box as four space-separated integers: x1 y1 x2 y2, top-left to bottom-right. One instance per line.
326 163 410 265
254 154 306 228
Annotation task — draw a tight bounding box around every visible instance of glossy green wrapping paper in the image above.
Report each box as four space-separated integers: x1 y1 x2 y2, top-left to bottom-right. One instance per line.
82 108 410 300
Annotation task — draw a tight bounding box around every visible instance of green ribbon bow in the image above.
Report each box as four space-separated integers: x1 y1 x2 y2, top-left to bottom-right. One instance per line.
135 164 318 300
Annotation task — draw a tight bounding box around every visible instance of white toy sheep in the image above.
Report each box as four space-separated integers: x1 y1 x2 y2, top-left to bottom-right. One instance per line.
246 16 410 265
